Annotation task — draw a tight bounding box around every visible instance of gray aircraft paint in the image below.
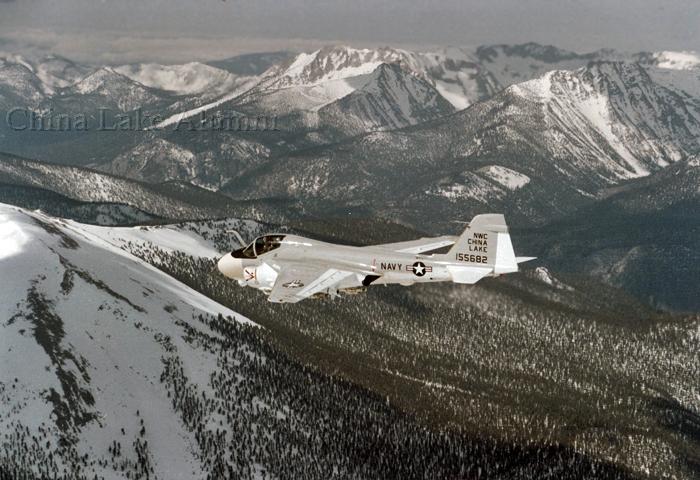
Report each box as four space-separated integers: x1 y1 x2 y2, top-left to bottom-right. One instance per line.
217 214 534 303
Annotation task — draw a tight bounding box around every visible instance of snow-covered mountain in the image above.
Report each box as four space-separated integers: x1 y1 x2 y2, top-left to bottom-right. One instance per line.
505 61 700 179
0 152 303 225
257 46 404 90
2 204 621 479
111 52 460 184
232 47 402 115
124 44 700 190
222 59 700 228
148 47 478 168
32 54 93 90
0 54 93 101
105 135 271 188
147 44 699 134
114 62 256 99
404 46 500 109
0 153 249 220
2 43 699 226
55 67 174 113
0 55 261 128
2 43 698 119
0 57 48 109
0 203 253 478
316 62 456 135
242 45 495 112
639 50 700 70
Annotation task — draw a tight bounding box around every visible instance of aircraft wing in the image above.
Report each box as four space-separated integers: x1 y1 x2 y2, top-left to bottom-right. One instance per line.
375 235 458 254
268 265 355 303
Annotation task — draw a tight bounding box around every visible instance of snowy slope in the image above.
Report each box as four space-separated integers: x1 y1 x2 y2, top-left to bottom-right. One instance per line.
317 62 456 135
0 54 93 108
478 165 530 190
507 62 700 179
60 67 171 112
108 138 198 182
224 57 700 229
153 83 255 128
0 203 252 479
2 206 503 480
0 57 48 108
77 217 267 260
409 46 499 109
257 46 395 90
0 53 93 92
100 135 271 188
115 62 261 129
32 55 93 91
243 45 493 112
649 50 700 70
114 62 246 97
0 153 244 220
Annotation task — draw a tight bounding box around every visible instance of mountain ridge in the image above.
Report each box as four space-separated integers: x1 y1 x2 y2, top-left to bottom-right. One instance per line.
2 202 648 479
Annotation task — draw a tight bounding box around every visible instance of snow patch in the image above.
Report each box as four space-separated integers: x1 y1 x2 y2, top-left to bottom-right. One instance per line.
479 165 530 190
114 62 244 96
429 174 504 202
283 51 319 78
435 82 471 110
74 67 119 95
0 212 29 260
534 266 555 285
533 267 573 291
653 51 700 70
78 222 222 260
0 54 34 72
154 76 257 129
575 88 649 177
509 71 555 101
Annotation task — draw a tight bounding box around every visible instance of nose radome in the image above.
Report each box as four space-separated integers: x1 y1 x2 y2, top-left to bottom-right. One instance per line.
217 254 243 279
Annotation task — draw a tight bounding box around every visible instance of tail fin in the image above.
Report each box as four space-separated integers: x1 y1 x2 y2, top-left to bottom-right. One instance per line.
444 214 519 282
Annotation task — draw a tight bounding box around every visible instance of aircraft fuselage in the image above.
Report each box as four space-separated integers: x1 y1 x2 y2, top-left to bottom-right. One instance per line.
216 214 532 303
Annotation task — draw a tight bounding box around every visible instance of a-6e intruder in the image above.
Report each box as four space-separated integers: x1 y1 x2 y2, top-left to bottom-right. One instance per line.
217 214 534 303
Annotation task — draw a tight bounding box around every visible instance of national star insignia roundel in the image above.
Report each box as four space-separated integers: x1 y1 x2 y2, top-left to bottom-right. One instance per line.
411 261 427 277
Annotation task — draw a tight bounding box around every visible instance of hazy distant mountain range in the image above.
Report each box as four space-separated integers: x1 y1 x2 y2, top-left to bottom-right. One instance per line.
2 43 698 177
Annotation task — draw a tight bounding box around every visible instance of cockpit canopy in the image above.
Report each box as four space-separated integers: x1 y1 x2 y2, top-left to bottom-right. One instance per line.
231 235 286 259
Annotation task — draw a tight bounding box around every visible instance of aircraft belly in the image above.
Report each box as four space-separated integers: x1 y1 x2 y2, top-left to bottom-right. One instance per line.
377 267 451 283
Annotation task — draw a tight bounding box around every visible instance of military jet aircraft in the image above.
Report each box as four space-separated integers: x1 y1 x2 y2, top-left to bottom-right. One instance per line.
217 214 534 303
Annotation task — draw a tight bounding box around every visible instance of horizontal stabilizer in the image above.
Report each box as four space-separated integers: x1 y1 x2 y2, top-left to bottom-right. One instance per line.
516 256 537 264
447 266 492 284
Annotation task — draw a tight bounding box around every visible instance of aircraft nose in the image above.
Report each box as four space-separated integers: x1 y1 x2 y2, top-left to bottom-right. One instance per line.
217 254 243 279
